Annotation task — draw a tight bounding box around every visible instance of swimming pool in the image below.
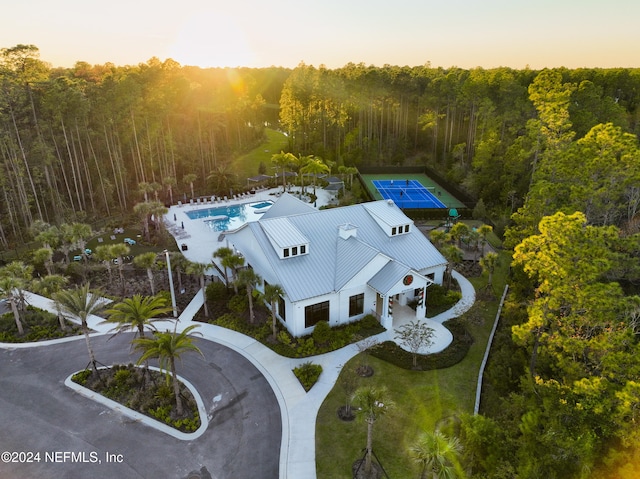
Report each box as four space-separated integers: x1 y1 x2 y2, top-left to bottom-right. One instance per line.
185 200 273 232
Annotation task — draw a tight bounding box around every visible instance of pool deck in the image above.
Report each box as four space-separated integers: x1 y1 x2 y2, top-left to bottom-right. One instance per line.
164 187 336 273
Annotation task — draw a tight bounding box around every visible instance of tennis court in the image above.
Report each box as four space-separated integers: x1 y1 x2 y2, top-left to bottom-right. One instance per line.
373 179 447 208
361 173 465 210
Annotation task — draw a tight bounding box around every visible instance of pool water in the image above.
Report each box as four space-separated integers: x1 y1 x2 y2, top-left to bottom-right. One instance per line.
185 201 273 232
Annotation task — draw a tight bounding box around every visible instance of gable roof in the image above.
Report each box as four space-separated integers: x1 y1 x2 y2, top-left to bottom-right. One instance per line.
225 196 447 302
260 193 316 220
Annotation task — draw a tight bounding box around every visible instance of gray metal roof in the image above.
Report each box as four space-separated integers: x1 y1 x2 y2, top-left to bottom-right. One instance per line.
225 197 447 302
261 217 309 249
260 193 316 220
367 260 411 295
363 200 409 227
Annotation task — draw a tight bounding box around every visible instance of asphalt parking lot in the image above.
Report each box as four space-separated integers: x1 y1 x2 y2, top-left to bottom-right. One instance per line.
0 333 281 479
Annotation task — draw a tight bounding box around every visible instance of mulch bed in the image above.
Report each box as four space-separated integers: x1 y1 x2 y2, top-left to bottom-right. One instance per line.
72 364 200 433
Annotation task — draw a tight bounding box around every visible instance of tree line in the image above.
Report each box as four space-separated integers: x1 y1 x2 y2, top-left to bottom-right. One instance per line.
3 44 640 248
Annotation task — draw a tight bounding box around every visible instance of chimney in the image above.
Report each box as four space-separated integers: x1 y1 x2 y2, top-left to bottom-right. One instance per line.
338 223 357 240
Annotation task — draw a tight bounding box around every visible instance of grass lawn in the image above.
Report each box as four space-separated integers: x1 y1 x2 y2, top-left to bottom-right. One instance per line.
315 252 510 478
231 128 288 183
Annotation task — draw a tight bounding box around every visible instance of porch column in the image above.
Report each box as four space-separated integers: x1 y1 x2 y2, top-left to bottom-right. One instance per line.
416 286 427 319
380 294 393 330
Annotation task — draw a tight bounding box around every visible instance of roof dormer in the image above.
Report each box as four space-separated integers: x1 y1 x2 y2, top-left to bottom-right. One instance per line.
261 217 310 259
363 200 413 237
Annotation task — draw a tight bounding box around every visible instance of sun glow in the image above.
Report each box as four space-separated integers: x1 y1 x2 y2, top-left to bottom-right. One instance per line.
168 11 255 68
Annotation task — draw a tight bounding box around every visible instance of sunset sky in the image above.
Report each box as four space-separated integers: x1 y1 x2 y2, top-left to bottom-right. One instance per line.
3 0 639 70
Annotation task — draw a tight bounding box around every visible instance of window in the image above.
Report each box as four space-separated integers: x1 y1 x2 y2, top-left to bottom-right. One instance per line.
300 245 306 254
392 226 397 235
278 296 286 322
305 301 329 328
349 293 364 317
404 224 410 233
283 248 289 257
292 246 298 256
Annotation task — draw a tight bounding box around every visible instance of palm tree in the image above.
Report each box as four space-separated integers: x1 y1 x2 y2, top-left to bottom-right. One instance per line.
103 294 172 338
94 244 114 281
300 157 330 196
31 274 69 331
409 430 463 479
213 247 233 286
271 151 296 192
134 252 158 295
222 251 245 294
133 201 154 241
182 173 197 200
138 181 154 202
479 252 499 288
0 276 25 335
263 283 284 340
58 223 76 264
149 200 168 234
54 283 107 375
448 222 469 249
477 224 493 256
35 224 61 250
441 244 463 289
429 229 447 248
1 261 33 312
110 243 130 289
72 222 93 262
352 386 395 476
163 176 177 204
185 261 210 318
170 252 188 295
133 324 204 416
236 268 261 324
32 246 54 275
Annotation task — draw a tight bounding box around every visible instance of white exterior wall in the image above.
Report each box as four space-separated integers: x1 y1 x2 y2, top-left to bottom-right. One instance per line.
420 265 445 285
287 292 336 337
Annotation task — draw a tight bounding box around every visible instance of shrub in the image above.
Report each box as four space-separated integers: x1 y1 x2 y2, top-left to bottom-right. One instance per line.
370 317 473 370
427 284 462 307
228 295 248 314
293 361 323 392
72 369 92 385
206 281 228 302
312 320 331 344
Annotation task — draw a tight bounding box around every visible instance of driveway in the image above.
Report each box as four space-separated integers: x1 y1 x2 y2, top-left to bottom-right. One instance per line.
0 333 281 479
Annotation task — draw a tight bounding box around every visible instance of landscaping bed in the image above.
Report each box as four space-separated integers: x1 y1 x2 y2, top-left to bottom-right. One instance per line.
72 364 200 433
0 307 83 343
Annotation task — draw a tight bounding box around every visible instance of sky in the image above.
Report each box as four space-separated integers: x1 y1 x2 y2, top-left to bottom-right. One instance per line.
3 0 640 70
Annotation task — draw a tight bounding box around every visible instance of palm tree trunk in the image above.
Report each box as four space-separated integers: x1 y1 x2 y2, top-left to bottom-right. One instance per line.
171 358 184 416
200 275 209 318
10 300 24 336
247 287 255 324
365 419 373 474
147 268 155 295
82 322 98 374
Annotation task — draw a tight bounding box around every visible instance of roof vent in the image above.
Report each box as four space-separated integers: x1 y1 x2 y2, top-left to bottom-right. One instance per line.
338 223 357 240
387 199 394 205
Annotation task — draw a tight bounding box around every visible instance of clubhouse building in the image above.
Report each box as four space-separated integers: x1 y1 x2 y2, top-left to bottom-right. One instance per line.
224 194 447 337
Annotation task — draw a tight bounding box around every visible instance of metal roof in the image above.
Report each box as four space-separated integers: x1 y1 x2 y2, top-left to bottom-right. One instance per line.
225 196 447 302
261 217 309 249
367 260 412 295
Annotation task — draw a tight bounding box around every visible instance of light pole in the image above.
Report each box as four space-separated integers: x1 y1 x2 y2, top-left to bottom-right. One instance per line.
164 250 178 318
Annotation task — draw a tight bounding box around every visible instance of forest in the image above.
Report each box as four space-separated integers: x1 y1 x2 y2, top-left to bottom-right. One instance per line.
2 43 640 477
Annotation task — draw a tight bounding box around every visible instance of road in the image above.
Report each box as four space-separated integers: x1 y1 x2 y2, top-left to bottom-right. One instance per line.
0 333 281 479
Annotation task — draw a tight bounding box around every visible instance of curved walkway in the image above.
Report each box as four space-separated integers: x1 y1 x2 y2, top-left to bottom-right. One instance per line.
8 271 475 479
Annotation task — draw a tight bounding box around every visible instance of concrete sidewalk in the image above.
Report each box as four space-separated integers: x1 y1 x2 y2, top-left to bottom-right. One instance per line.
17 271 475 479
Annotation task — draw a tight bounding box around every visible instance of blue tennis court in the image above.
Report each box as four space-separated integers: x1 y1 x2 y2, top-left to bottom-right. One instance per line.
372 179 447 209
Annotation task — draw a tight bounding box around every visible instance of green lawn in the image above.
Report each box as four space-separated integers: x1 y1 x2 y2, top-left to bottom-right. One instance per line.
231 128 288 183
315 253 510 478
